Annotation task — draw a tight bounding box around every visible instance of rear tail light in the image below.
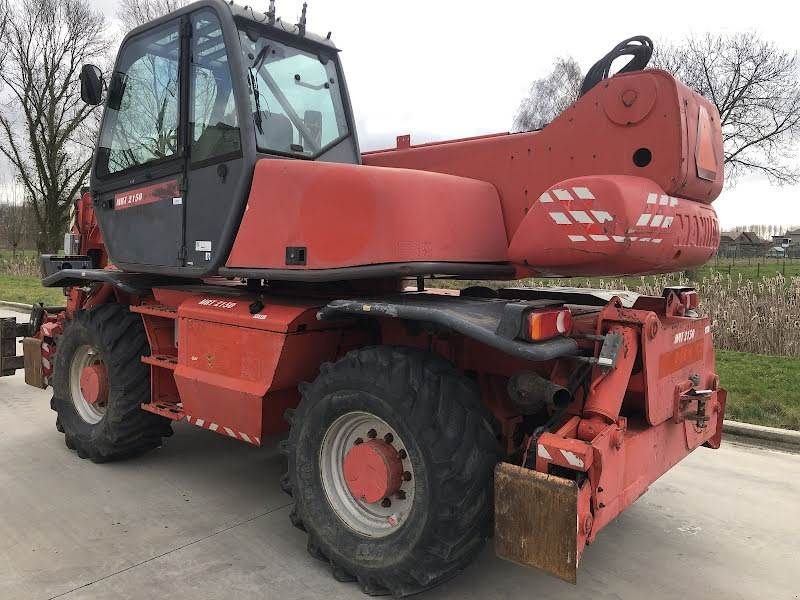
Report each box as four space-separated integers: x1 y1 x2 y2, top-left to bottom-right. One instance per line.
526 308 573 341
680 290 699 310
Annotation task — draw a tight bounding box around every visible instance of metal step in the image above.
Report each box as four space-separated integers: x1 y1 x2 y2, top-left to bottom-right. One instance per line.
141 400 185 420
142 354 178 370
130 304 178 320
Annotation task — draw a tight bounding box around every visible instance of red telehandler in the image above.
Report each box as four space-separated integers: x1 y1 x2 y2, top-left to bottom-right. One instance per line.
0 1 726 595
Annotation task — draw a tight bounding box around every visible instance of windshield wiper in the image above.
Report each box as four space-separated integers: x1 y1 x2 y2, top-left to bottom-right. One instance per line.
247 44 321 154
248 45 270 135
248 68 264 134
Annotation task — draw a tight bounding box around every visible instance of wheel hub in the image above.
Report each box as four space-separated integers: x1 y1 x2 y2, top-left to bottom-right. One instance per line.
79 364 108 407
320 411 415 537
69 344 108 425
343 440 404 504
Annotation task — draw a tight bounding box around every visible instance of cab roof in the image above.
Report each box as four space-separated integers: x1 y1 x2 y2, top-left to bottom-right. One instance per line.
228 2 339 51
123 0 339 53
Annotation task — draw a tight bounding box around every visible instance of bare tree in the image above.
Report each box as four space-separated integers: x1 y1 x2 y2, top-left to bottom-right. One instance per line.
653 33 800 184
0 1 8 88
0 182 30 257
0 0 108 252
513 57 582 132
0 0 8 63
118 0 190 29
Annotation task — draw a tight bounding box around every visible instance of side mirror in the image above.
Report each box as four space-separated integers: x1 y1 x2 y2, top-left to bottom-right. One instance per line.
80 64 104 106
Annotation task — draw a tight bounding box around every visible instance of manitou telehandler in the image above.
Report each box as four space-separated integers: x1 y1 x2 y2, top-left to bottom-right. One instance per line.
0 0 726 595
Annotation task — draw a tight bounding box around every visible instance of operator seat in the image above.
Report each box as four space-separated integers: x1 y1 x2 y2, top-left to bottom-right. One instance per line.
256 112 294 153
192 120 241 162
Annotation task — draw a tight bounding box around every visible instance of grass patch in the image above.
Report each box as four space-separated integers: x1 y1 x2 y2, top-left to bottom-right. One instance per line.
0 275 64 306
0 249 39 259
717 350 800 431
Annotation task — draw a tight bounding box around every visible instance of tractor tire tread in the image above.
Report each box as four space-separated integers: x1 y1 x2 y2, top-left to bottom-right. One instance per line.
50 304 171 462
283 346 500 597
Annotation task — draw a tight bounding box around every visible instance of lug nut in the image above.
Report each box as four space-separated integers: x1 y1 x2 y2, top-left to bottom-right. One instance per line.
384 432 394 444
367 429 377 439
403 471 412 482
381 498 391 508
354 437 363 445
398 449 407 460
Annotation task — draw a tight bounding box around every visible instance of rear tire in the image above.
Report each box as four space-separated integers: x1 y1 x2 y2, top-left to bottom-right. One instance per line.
282 346 500 596
51 304 172 462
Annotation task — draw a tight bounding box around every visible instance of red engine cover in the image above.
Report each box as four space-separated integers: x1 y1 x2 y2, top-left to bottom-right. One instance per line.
226 160 509 270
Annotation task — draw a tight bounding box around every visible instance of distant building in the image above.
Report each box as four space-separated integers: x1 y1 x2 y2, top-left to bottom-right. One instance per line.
766 246 786 258
717 231 770 258
771 228 800 256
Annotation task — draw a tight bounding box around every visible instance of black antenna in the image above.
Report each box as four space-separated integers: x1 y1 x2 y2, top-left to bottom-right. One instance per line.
298 2 307 36
266 0 275 24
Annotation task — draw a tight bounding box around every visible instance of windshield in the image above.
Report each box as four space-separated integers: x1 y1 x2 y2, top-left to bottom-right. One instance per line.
238 29 349 157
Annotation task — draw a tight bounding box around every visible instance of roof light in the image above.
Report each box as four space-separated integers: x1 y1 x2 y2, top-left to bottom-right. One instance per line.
526 308 573 342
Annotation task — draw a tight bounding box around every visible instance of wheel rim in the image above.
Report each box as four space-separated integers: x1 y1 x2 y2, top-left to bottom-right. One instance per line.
69 344 107 425
320 411 415 538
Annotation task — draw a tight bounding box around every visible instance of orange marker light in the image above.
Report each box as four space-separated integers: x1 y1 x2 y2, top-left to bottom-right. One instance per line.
695 105 718 181
527 308 573 341
680 290 699 310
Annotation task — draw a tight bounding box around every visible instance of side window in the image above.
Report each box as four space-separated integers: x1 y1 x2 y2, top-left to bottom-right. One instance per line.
97 22 181 177
190 10 240 164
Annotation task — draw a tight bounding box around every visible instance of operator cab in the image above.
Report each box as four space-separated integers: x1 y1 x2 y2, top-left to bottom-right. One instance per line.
81 0 359 277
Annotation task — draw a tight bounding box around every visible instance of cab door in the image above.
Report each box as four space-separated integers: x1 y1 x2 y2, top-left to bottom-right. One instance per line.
184 8 244 269
91 18 187 270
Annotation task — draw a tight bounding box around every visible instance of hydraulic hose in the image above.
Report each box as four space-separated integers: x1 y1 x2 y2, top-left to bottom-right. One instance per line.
579 35 654 97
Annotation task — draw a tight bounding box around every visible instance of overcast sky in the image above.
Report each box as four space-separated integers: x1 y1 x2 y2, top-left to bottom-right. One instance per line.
86 0 800 230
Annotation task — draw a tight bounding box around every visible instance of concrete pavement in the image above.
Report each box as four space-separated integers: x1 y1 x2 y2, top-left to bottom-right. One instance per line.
1 307 798 600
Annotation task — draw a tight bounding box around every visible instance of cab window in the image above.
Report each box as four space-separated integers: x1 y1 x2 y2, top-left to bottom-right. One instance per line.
96 22 181 177
239 30 349 157
190 9 241 164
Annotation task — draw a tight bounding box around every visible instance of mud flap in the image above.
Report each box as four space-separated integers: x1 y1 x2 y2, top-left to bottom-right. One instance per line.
494 462 582 583
23 337 45 389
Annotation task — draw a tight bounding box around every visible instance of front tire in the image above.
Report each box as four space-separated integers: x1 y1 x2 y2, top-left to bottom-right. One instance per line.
51 304 172 462
282 346 500 596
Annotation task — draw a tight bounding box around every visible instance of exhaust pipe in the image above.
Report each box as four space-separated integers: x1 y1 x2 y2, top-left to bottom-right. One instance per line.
507 372 571 415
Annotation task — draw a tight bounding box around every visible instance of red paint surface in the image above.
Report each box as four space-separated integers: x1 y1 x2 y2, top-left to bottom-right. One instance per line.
79 364 108 406
343 440 404 503
139 288 346 444
227 160 508 270
659 338 705 378
507 174 719 277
